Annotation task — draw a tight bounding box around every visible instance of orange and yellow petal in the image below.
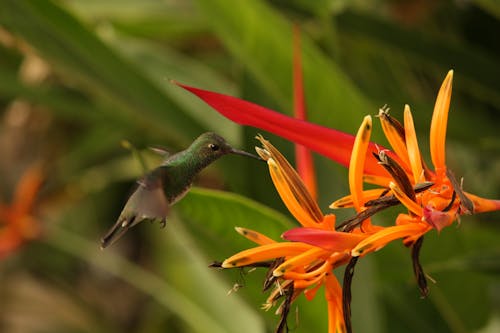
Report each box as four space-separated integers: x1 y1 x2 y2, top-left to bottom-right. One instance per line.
378 107 411 172
430 70 453 174
389 182 422 216
257 136 324 227
273 246 327 276
221 242 312 268
282 228 368 252
464 193 500 214
349 116 372 212
235 227 276 245
330 188 388 209
325 273 346 333
351 223 429 256
403 105 424 184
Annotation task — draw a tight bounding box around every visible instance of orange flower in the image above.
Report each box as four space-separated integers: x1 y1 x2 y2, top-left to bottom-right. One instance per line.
218 136 366 333
348 70 500 251
284 71 500 299
0 165 44 259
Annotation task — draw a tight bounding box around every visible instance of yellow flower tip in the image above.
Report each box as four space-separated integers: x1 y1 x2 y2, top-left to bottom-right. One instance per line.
235 226 276 245
351 244 370 257
329 195 352 209
221 259 240 268
255 146 271 161
272 266 287 277
389 182 422 216
447 69 454 80
362 115 373 141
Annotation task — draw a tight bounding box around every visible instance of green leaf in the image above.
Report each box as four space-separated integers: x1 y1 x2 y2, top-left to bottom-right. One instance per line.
194 0 377 137
175 187 295 258
0 0 204 145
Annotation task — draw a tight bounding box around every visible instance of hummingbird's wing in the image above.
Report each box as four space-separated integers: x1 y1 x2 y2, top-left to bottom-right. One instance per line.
100 171 170 249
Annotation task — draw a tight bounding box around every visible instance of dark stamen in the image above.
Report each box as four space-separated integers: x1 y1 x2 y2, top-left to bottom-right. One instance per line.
374 151 416 202
442 190 456 212
263 258 285 291
446 169 474 214
411 237 429 298
275 284 294 333
343 256 359 333
337 204 391 232
365 182 434 207
336 182 434 232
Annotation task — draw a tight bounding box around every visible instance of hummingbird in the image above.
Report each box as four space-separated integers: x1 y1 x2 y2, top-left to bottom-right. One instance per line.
101 132 261 249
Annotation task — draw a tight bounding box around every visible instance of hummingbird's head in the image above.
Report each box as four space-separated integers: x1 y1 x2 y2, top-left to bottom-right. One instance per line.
192 132 262 162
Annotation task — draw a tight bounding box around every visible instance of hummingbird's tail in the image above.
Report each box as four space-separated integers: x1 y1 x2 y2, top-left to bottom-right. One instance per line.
100 215 137 249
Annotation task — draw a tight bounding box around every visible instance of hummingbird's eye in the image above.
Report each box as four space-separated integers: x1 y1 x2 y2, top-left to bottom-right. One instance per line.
208 143 219 151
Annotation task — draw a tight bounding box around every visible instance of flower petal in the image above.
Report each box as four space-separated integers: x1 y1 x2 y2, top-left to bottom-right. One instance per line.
329 188 388 209
403 105 424 184
221 242 312 268
351 223 429 256
389 182 422 216
378 107 411 172
282 228 367 252
463 193 500 214
349 115 372 211
258 136 323 227
325 274 346 333
176 82 388 176
235 227 276 245
273 246 326 276
430 70 453 173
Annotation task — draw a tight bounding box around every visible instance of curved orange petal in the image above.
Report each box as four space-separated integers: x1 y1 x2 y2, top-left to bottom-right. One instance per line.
325 274 346 333
430 70 453 173
464 193 500 213
389 182 422 216
349 116 372 212
403 105 424 184
378 107 411 172
221 242 312 268
235 227 276 245
273 246 327 276
330 188 388 209
351 223 429 256
282 228 367 252
257 136 324 227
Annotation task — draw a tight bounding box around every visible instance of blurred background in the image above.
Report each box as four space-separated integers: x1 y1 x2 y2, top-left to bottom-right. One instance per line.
0 0 499 332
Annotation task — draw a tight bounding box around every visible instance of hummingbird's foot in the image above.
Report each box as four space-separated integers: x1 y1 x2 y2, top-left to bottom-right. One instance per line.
159 219 167 228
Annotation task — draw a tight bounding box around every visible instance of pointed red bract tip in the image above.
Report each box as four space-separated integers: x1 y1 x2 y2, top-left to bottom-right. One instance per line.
176 82 390 177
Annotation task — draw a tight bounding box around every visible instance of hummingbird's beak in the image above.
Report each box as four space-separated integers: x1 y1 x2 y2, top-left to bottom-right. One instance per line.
230 148 264 161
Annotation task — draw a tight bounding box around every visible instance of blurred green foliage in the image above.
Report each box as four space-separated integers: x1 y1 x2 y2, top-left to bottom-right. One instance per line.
0 0 499 332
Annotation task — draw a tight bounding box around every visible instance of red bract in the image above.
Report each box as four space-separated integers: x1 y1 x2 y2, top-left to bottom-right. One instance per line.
176 82 391 177
292 26 317 200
